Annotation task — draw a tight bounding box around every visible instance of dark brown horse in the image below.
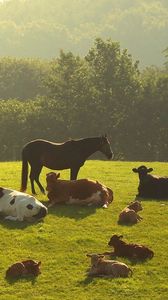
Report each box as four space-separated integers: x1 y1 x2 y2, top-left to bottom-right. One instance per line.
20 135 113 194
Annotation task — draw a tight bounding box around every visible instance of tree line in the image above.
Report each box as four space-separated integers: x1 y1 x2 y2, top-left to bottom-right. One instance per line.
0 38 167 161
0 0 168 66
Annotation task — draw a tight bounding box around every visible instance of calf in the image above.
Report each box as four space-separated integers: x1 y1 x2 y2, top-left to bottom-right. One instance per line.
105 235 154 260
86 254 132 277
118 201 143 225
132 165 168 199
6 260 41 278
46 172 113 208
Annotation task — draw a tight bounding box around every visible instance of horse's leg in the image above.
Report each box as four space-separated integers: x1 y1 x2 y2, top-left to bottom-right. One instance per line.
70 166 80 180
29 164 44 194
35 177 45 194
29 166 36 194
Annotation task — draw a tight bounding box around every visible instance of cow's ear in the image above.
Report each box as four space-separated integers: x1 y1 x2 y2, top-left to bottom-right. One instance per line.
147 168 153 173
132 168 138 173
119 235 123 239
86 254 92 257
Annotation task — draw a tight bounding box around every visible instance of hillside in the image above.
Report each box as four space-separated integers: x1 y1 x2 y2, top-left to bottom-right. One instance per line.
0 0 168 67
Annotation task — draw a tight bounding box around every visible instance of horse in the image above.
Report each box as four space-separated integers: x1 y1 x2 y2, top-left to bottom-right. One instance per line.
20 135 113 195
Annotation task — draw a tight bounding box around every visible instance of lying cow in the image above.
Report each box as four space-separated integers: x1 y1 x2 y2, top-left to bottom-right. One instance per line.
104 234 154 260
6 260 41 278
0 187 48 222
118 201 143 225
132 165 168 199
46 172 113 208
86 254 132 277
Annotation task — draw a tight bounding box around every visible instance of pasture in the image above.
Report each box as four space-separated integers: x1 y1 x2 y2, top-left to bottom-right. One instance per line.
0 160 168 300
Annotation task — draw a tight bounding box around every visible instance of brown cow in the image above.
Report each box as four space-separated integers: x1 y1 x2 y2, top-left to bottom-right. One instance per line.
46 172 113 208
6 260 41 278
118 201 143 225
104 235 154 260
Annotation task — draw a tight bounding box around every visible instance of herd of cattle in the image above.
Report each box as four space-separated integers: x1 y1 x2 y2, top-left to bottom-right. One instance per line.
0 164 168 279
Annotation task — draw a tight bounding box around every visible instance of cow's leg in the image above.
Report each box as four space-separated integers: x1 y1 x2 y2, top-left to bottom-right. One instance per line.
30 164 44 194
70 166 80 180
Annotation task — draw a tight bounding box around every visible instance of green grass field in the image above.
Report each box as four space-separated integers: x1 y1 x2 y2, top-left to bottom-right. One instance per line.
0 161 168 300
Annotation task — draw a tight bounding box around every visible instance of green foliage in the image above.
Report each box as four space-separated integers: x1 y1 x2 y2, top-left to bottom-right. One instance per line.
0 57 49 100
0 0 168 66
85 38 142 141
0 160 168 299
0 38 167 161
163 47 168 70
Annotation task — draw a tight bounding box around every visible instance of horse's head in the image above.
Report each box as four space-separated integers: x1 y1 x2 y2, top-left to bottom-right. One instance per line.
99 134 113 159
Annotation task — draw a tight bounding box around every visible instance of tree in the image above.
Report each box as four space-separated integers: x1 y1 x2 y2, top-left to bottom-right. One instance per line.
85 38 142 158
0 57 49 100
163 47 168 70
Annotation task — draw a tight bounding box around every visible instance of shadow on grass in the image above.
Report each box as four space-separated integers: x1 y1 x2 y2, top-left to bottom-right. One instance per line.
78 273 122 286
117 221 140 227
134 195 168 202
5 275 38 285
100 252 153 265
128 258 152 265
48 204 97 220
0 217 45 230
77 275 95 286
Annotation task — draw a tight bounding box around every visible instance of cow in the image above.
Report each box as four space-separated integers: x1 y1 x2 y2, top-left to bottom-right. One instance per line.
46 172 113 208
118 201 143 225
6 260 41 278
0 187 48 222
86 254 132 277
104 235 154 260
132 165 168 199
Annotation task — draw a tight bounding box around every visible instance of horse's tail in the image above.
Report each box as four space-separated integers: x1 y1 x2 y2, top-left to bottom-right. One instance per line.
20 149 28 192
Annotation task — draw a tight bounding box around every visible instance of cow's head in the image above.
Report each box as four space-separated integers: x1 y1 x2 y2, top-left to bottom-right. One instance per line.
127 201 143 212
132 166 153 177
46 172 60 191
108 234 123 246
21 196 48 221
22 260 41 276
86 254 105 266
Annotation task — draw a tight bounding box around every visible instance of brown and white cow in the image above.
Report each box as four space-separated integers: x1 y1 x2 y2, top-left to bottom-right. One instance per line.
46 172 113 208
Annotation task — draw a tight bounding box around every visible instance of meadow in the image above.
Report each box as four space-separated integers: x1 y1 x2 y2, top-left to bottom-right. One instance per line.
0 160 168 300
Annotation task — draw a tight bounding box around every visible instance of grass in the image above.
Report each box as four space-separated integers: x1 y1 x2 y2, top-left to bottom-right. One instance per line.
0 160 168 300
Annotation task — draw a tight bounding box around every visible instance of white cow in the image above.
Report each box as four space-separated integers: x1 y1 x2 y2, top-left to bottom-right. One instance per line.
0 187 47 222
